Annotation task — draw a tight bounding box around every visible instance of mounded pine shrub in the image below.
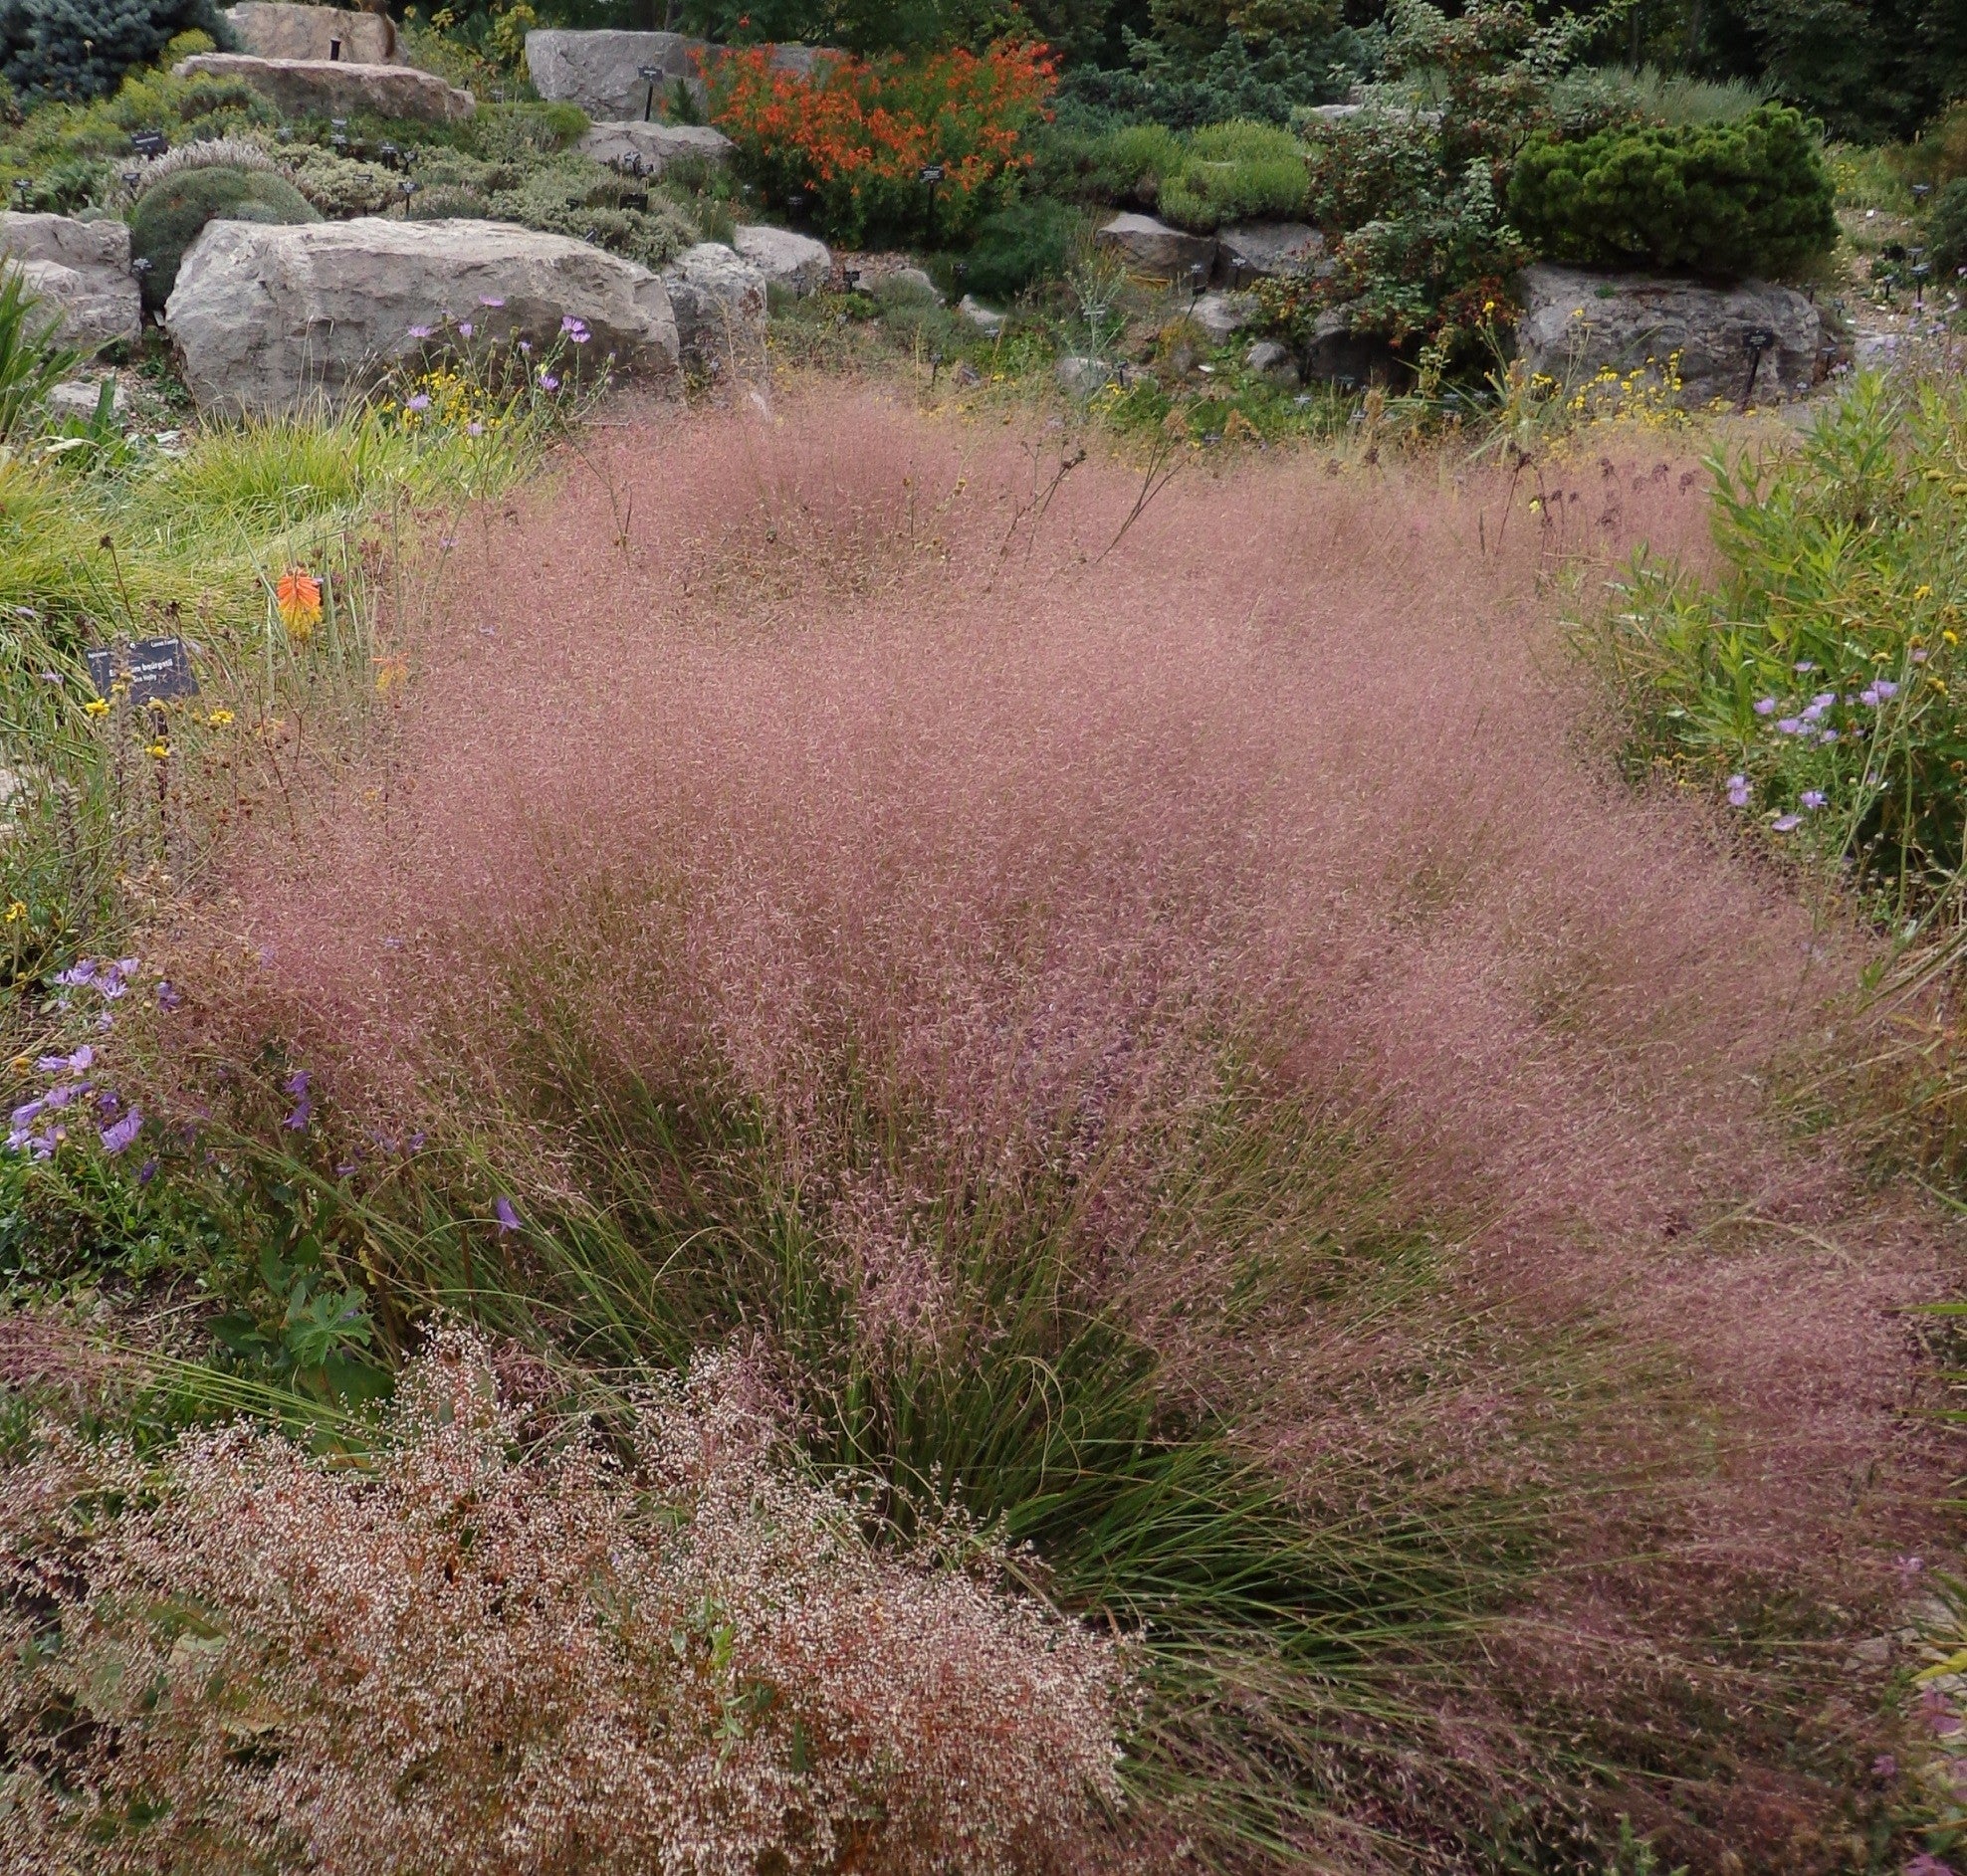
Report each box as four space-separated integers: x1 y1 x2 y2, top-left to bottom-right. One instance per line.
130 163 319 310
1506 102 1837 279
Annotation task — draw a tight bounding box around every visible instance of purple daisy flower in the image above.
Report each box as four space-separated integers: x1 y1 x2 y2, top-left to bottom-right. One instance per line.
406 393 432 411
1753 697 1777 716
407 323 435 339
539 371 559 391
100 1108 141 1154
494 1195 521 1232
1874 679 1899 698
478 295 506 308
458 320 474 338
1771 813 1802 832
1777 718 1804 734
1800 789 1827 808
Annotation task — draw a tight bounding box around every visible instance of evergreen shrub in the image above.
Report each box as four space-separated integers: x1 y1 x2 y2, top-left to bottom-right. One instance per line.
0 0 230 103
129 164 319 310
963 194 1079 298
1931 176 1967 280
1506 103 1838 279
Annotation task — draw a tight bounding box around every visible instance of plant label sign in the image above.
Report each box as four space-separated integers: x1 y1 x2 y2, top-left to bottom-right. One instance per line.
130 129 168 157
88 637 199 705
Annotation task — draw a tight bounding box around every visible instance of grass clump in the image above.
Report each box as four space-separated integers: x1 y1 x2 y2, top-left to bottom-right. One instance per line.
1157 119 1308 232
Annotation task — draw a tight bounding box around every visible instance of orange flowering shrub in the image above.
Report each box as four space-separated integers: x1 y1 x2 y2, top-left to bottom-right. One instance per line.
708 39 1055 246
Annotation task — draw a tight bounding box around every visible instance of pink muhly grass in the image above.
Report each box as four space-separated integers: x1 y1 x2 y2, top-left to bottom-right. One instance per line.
0 1332 1124 1875
178 392 1949 1795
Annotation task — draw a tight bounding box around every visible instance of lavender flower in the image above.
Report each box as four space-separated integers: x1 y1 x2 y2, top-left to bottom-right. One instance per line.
1875 679 1899 698
407 323 435 339
494 1196 521 1232
155 979 182 1011
1753 697 1777 716
478 295 506 308
458 321 474 338
1811 692 1836 708
560 315 589 343
285 1070 311 1098
100 1108 141 1154
1777 718 1805 734
55 960 98 986
539 371 560 391
406 393 432 412
1726 774 1751 807
1793 661 1817 673
1800 789 1827 809
137 1157 157 1184
283 1099 314 1132
1772 813 1802 832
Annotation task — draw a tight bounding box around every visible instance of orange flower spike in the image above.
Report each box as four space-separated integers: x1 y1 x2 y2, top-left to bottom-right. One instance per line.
276 566 324 641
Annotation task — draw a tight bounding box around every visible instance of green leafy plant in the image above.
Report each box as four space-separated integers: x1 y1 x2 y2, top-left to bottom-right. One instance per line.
1156 115 1306 230
1592 371 1967 917
1507 103 1838 279
962 193 1080 297
0 264 80 441
1930 175 1967 282
129 163 320 311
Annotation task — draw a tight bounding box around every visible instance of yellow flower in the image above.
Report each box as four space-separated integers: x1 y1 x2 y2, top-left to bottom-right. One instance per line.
9 1054 29 1075
1946 630 1959 647
145 740 169 759
206 707 235 726
1916 584 1934 601
3 902 24 925
372 652 409 695
84 697 109 718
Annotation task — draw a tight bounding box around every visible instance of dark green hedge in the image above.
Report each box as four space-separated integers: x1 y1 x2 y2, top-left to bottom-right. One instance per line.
1506 103 1838 280
0 0 230 103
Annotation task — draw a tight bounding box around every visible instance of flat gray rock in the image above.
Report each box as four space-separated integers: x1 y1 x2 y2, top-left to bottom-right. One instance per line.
48 376 121 418
1191 291 1255 344
732 224 831 297
174 53 474 123
1215 221 1324 285
958 294 1004 336
1056 355 1114 397
0 213 139 353
1244 338 1299 389
166 217 678 417
1093 213 1214 280
661 241 765 373
1515 263 1825 407
223 3 398 64
578 120 735 174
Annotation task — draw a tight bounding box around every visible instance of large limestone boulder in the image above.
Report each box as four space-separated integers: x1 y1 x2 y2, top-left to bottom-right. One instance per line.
0 214 140 353
1515 263 1825 408
166 218 678 417
1094 213 1213 280
173 53 474 123
1214 221 1324 285
526 30 710 117
661 241 765 373
223 3 398 63
732 224 830 297
578 120 735 174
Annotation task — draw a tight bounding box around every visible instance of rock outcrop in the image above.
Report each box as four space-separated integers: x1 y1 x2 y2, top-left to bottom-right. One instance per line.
577 120 736 173
166 218 678 417
1214 221 1324 285
661 241 765 373
172 54 474 123
528 31 710 117
1514 263 1826 407
731 224 831 297
0 213 140 353
1093 213 1214 280
223 3 399 64
526 28 840 116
